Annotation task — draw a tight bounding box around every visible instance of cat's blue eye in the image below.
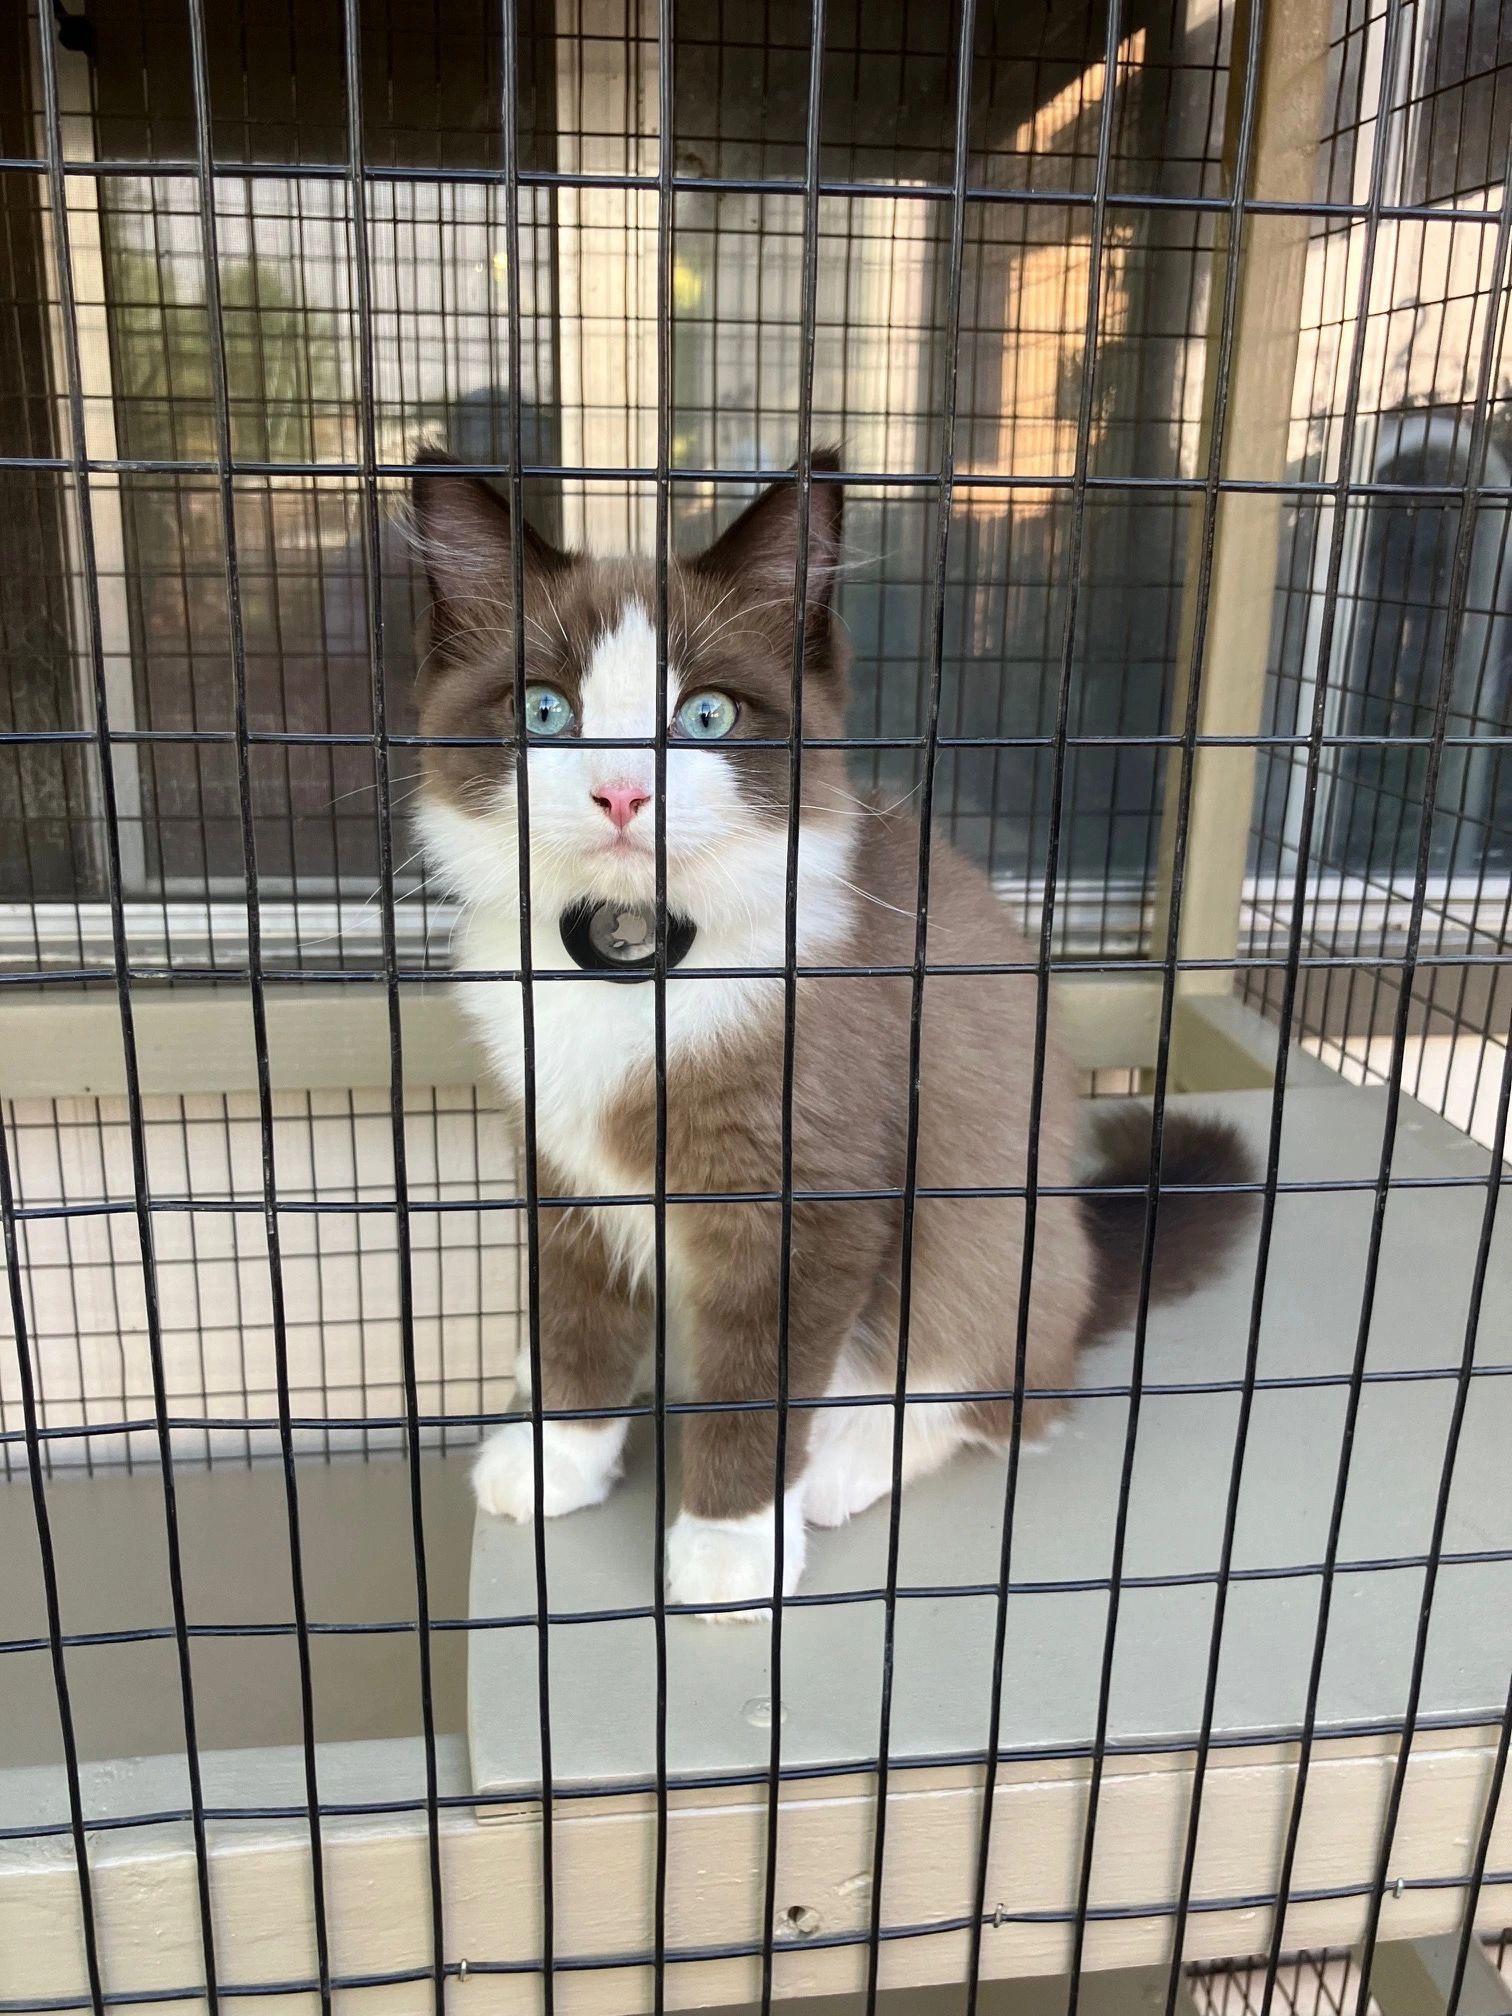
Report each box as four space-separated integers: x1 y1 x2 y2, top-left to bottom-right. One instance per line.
676 690 738 741
524 684 575 737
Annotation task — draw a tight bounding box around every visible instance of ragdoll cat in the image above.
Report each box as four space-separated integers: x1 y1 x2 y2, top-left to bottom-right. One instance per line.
411 447 1251 1617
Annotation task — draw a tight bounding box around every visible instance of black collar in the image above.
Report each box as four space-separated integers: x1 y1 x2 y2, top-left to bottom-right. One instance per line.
558 898 698 974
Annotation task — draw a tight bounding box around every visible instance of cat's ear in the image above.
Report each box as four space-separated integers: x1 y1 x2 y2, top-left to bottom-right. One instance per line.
693 446 843 616
411 446 569 658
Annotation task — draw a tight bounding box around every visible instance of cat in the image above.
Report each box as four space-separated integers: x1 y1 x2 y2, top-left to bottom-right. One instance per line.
410 447 1252 1618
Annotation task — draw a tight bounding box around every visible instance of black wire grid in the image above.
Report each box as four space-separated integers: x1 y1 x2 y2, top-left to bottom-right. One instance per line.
1189 1939 1512 2016
1 0 1511 2013
1188 1948 1370 2016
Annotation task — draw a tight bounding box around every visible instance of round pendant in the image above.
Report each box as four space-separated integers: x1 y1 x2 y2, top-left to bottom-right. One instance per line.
589 901 652 963
559 898 697 974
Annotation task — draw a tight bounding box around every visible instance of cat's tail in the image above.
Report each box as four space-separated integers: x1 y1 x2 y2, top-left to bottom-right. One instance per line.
1076 1107 1256 1343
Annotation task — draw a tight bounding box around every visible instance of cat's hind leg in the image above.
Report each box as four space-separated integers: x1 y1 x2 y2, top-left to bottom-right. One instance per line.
801 1362 969 1529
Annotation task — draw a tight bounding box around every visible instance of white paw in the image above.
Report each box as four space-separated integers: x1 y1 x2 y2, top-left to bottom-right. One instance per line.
665 1496 807 1622
472 1418 627 1522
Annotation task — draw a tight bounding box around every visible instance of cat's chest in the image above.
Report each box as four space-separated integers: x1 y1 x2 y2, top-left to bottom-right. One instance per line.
455 906 771 1195
508 980 655 1176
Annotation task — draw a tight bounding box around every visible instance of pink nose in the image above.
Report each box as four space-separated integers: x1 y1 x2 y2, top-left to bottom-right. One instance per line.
592 783 652 831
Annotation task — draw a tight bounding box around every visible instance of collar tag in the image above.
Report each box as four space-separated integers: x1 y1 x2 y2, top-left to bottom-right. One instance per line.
558 899 697 974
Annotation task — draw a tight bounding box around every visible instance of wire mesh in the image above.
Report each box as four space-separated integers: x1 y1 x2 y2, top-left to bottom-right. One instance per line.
1 0 1510 2013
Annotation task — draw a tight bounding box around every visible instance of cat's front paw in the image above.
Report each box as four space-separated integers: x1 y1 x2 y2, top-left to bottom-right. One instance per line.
473 1418 627 1522
664 1498 807 1622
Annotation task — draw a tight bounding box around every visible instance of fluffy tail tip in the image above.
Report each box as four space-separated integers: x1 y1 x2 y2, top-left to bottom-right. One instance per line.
1080 1106 1257 1338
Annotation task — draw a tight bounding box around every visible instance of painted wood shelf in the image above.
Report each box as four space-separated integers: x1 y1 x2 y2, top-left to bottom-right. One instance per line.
468 1088 1512 1794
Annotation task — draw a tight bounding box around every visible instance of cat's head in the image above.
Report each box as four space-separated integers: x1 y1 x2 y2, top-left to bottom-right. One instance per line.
410 450 854 928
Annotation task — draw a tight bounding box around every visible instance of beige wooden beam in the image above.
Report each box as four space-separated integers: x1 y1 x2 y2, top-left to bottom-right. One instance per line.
1149 0 1332 1021
0 985 474 1098
0 972 1163 1100
4 1727 1509 2014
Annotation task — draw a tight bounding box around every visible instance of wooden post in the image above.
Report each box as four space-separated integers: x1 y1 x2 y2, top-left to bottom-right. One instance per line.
1149 0 1332 1038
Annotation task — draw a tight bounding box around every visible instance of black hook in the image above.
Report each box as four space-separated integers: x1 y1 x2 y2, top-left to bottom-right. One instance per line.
51 0 96 59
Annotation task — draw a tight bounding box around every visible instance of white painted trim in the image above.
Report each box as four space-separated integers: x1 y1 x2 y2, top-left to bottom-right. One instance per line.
5 863 1505 975
33 41 145 892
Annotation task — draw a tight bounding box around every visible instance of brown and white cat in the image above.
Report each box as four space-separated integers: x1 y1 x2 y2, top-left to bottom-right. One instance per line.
411 449 1250 1617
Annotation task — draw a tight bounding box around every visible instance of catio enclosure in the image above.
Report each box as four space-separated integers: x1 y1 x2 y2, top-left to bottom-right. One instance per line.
1 0 1511 2010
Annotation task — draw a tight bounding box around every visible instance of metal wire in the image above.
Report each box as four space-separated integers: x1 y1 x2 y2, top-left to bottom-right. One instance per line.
2 1697 1510 1842
180 0 333 2002
30 16 221 2007
3 144 1511 217
3 452 1509 496
854 0 984 1985
3 2 1511 2012
1 1876 1510 2014
1253 96 1512 2016
498 0 559 2001
963 0 1126 2000
338 1 446 2001
756 2 829 2009
652 0 674 1999
0 1119 102 2005
1162 1 1407 2002
1341 157 1512 2016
